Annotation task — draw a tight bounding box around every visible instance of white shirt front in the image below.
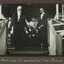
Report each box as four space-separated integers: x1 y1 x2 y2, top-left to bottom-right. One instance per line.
40 12 45 20
17 11 21 22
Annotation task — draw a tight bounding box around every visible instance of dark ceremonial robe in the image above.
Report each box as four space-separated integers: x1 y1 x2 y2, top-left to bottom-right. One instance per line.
11 12 27 50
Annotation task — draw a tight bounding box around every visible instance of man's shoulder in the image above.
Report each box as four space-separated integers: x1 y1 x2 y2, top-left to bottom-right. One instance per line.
43 13 48 18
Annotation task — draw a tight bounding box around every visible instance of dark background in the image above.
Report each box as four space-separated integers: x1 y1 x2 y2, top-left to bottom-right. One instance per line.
0 0 64 63
2 3 57 20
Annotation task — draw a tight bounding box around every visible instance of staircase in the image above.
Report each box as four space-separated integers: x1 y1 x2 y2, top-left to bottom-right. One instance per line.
7 33 49 55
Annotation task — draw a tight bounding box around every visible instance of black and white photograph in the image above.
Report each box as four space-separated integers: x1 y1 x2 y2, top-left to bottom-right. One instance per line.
0 3 63 56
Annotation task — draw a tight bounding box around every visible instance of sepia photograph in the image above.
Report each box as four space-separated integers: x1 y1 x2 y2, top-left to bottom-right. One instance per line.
0 3 63 56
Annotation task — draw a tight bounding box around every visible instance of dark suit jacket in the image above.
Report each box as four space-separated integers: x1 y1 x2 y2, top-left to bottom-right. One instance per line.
38 13 47 30
37 13 48 42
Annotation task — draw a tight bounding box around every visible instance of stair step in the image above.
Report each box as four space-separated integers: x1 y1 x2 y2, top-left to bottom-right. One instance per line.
8 49 49 55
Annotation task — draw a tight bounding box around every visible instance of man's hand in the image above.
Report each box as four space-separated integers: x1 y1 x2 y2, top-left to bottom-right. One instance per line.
38 25 44 29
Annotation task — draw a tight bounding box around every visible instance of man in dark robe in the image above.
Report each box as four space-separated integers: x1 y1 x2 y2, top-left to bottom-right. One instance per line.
10 6 27 50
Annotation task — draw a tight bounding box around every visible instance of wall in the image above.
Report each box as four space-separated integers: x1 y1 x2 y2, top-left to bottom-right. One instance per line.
48 19 56 55
0 22 7 55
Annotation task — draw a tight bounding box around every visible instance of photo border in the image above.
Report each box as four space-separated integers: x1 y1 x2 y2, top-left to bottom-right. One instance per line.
0 0 64 64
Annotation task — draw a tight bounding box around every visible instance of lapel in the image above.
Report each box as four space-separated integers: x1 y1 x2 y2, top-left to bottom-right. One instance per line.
40 12 45 20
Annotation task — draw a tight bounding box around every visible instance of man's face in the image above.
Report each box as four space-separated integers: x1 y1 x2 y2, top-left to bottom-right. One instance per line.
40 8 44 13
17 6 22 14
